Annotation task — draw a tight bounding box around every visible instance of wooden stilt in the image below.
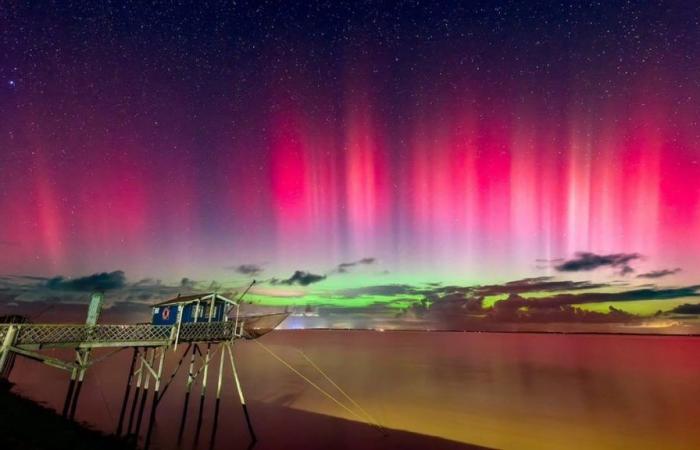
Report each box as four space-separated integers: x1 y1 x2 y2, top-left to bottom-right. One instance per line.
134 348 154 437
68 350 90 420
157 343 191 401
209 344 226 449
144 346 166 450
0 325 18 380
194 343 212 445
62 360 79 418
226 342 256 442
126 347 146 435
178 343 198 443
116 347 139 436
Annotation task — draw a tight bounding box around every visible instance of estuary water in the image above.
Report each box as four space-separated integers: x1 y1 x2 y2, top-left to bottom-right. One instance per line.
8 330 700 450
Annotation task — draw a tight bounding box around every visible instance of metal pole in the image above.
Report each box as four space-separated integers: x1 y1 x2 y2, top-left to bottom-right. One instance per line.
116 347 139 436
226 342 256 442
144 346 166 449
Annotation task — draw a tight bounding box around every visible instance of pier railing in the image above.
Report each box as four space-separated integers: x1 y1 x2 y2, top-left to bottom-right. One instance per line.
0 321 240 350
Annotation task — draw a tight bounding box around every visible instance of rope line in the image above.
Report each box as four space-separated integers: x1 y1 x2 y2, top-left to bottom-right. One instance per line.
254 340 382 433
298 350 385 432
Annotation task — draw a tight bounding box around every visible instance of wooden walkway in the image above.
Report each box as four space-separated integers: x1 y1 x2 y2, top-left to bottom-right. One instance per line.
0 321 239 350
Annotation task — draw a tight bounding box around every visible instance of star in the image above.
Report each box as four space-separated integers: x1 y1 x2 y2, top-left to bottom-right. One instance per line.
8 80 16 87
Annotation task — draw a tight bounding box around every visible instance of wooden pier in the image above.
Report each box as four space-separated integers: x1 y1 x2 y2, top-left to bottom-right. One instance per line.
0 292 289 448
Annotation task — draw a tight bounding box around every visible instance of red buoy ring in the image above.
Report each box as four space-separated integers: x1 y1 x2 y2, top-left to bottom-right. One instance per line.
162 306 171 320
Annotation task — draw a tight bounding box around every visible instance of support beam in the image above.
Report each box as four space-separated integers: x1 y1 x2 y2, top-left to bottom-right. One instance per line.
194 343 212 445
0 325 18 379
210 343 226 449
69 349 91 419
134 348 154 437
127 348 146 436
116 348 139 436
178 343 198 443
7 346 76 372
144 346 166 449
226 342 256 442
62 366 78 418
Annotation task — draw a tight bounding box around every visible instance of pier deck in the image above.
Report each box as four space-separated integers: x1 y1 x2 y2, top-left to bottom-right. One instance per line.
0 321 238 350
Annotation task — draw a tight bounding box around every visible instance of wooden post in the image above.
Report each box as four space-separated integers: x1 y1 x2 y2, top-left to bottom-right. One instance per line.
127 347 146 435
68 350 90 419
178 343 198 443
0 325 18 380
116 347 139 436
144 346 166 449
194 343 212 445
210 343 226 449
226 342 256 442
62 365 78 418
62 291 103 420
134 348 154 437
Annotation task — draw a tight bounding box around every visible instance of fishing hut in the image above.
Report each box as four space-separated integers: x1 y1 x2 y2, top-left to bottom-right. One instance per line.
151 293 235 325
0 284 382 448
0 283 289 448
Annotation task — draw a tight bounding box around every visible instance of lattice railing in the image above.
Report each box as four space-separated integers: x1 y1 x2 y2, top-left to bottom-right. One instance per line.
178 322 236 342
2 321 244 348
13 324 173 346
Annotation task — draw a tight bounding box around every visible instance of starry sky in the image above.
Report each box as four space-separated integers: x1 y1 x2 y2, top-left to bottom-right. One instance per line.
1 1 700 329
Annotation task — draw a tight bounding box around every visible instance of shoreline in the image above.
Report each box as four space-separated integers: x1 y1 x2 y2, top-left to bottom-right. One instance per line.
0 380 132 450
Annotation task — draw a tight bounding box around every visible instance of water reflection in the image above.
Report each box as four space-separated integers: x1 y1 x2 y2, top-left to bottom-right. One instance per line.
7 331 700 450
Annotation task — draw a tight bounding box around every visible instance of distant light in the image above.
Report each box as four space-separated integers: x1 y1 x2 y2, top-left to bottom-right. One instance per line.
8 80 15 87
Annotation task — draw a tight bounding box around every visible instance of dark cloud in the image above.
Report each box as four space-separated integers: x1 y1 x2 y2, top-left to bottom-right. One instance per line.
492 286 700 310
637 268 682 279
424 277 605 300
45 271 126 292
670 303 700 314
180 277 196 289
272 271 326 286
555 252 641 275
232 264 264 276
336 284 418 298
336 257 376 273
10 275 50 282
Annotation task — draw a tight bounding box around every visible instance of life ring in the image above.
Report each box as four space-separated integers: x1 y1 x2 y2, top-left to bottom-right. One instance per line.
162 306 171 320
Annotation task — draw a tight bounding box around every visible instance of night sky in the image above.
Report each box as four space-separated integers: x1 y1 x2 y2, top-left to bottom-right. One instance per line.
1 1 700 328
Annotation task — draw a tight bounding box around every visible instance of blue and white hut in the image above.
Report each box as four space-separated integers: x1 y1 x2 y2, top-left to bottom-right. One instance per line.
151 293 237 325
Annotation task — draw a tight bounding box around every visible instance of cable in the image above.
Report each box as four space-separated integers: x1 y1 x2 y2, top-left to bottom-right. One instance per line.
254 340 383 434
298 350 385 432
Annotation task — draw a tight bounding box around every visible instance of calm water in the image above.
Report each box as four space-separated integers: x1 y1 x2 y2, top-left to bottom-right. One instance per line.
8 330 700 449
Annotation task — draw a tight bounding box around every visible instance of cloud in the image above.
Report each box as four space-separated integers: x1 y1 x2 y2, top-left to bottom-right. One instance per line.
272 270 326 286
669 303 700 314
336 284 417 298
232 264 264 276
45 271 126 292
637 268 682 279
336 257 376 273
180 277 196 289
555 252 641 275
491 286 700 310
